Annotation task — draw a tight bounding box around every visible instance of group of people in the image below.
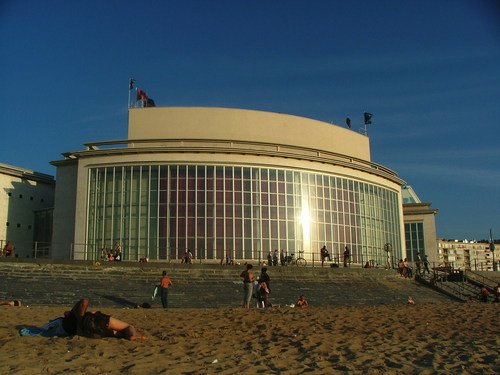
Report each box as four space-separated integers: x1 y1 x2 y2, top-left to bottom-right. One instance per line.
320 245 350 268
266 249 285 266
239 263 309 309
397 258 413 278
397 253 430 278
264 245 350 268
101 242 122 262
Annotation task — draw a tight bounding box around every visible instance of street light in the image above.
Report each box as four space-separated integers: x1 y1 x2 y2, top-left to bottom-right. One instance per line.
490 229 496 272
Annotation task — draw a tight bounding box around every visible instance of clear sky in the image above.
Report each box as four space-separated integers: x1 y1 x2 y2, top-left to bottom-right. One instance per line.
1 0 499 240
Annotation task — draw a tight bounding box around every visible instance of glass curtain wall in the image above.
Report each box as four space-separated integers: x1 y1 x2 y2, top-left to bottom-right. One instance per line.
404 222 425 261
87 165 402 263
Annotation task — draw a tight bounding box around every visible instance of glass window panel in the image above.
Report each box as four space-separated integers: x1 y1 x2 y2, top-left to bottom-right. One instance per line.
216 191 223 202
216 178 224 191
216 219 224 237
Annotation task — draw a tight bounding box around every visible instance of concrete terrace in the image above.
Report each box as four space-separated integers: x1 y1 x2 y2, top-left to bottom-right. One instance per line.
0 259 459 308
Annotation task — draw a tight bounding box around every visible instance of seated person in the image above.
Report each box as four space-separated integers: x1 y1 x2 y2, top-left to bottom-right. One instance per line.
480 286 490 302
296 295 309 308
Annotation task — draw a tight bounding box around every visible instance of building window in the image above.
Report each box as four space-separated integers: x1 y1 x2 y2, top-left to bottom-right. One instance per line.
405 222 424 261
86 164 402 263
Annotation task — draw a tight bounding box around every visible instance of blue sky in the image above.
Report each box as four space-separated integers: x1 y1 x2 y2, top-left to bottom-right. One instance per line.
1 0 499 240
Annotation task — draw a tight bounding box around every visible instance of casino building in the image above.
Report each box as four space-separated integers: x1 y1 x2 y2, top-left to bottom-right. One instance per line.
51 107 407 264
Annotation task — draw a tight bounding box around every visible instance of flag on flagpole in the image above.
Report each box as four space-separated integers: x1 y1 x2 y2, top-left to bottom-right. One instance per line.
136 87 156 107
129 78 135 91
364 112 373 125
136 88 148 101
346 117 351 129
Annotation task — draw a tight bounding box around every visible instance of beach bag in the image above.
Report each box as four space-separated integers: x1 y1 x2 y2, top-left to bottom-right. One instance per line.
152 286 159 300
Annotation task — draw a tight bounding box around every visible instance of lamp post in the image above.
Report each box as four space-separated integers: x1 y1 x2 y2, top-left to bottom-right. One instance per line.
490 229 495 272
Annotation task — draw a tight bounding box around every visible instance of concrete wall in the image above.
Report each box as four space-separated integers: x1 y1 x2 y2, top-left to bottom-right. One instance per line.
128 107 371 162
51 162 78 259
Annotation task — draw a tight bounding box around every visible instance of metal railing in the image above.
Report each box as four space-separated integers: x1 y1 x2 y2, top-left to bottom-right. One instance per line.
69 243 386 268
0 240 52 259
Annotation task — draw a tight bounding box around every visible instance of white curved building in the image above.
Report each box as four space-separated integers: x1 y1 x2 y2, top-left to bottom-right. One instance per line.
51 107 406 264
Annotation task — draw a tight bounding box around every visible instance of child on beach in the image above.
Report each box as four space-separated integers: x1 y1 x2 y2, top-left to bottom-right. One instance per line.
296 295 309 308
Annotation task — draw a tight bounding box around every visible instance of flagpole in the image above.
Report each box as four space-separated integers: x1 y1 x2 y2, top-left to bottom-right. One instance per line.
128 78 135 109
128 79 131 109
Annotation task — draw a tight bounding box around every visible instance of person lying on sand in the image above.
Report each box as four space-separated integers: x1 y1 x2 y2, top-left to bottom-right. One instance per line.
20 298 146 340
0 299 21 306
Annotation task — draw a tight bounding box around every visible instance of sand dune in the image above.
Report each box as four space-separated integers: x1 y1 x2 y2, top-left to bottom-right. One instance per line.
0 302 498 374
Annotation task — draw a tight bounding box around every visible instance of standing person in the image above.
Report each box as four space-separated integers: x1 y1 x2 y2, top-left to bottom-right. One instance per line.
273 249 279 266
415 252 422 275
280 249 285 266
3 241 14 257
343 246 350 267
258 267 271 308
386 250 392 269
403 258 412 278
159 271 173 308
320 245 330 267
240 264 254 308
113 242 122 261
267 251 273 266
423 255 431 274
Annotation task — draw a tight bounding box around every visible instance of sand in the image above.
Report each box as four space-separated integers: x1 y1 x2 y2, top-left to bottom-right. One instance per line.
0 302 498 374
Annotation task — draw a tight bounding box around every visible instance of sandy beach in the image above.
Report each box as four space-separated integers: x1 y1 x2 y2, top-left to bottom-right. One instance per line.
0 302 498 374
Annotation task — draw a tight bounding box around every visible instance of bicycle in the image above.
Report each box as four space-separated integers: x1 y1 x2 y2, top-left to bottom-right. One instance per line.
284 251 307 267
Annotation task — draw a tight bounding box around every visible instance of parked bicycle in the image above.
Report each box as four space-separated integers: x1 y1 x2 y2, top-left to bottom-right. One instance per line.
284 251 307 267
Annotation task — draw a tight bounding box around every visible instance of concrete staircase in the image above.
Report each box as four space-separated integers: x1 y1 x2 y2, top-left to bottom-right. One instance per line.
0 259 460 308
416 268 500 302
